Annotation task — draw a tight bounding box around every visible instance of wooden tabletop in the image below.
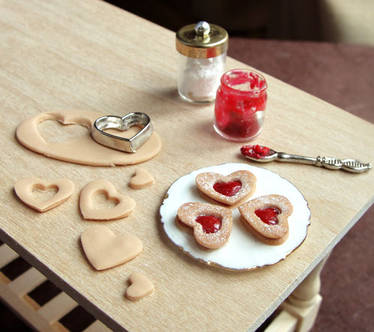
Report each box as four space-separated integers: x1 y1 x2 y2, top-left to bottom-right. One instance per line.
1 1 374 331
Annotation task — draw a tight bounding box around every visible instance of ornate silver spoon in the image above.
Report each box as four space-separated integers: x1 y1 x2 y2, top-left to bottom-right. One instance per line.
240 145 372 174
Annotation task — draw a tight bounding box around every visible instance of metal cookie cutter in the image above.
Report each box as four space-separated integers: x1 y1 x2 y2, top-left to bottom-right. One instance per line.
92 112 153 153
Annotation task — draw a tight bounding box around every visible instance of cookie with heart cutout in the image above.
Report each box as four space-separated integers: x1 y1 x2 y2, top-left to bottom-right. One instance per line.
79 179 136 221
195 170 256 206
176 202 232 249
238 194 293 245
14 177 75 212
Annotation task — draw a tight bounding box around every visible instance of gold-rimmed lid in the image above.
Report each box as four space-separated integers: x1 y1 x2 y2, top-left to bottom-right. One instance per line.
176 21 228 58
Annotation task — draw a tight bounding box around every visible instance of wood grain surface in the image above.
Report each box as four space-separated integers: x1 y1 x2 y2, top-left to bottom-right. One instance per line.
1 1 374 331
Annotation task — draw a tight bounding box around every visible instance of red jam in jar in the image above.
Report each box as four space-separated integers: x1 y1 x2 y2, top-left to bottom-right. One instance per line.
214 69 267 141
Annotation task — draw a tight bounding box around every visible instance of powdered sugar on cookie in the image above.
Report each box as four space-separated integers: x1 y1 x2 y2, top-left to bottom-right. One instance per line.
177 202 232 249
239 194 293 245
195 170 256 206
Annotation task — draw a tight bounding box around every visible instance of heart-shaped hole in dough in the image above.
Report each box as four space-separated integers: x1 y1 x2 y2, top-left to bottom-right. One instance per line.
16 110 162 166
79 179 136 221
39 120 88 143
31 183 58 202
92 190 120 210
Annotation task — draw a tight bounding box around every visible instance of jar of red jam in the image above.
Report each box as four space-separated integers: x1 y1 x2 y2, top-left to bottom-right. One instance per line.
214 69 268 141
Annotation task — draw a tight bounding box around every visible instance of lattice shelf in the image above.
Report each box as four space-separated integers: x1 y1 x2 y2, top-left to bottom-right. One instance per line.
0 242 110 332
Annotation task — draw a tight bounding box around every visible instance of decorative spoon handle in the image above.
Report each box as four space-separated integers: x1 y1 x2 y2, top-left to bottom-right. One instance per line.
241 145 372 174
276 152 316 165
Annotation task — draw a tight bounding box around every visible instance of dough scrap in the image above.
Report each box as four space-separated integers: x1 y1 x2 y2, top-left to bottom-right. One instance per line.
125 272 154 301
15 110 162 166
129 168 155 189
81 225 143 271
80 179 136 221
14 177 75 212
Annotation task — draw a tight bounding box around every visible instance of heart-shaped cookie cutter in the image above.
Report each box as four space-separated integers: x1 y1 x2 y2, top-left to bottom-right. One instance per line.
92 112 153 153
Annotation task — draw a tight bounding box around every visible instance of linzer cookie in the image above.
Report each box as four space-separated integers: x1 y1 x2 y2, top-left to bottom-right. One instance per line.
239 194 293 245
195 170 256 206
177 202 232 249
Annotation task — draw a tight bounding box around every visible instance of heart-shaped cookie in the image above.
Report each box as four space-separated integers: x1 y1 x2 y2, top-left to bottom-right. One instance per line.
125 272 154 301
177 202 232 249
195 170 256 206
129 168 155 189
238 194 293 245
79 179 136 221
81 225 143 270
14 177 75 212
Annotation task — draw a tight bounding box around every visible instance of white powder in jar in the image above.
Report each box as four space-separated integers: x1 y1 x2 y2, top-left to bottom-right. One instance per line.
177 53 226 103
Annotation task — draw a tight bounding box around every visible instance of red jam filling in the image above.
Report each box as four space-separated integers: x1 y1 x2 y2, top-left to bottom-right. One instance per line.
213 180 242 196
214 70 267 139
241 144 271 159
195 215 222 233
255 207 281 225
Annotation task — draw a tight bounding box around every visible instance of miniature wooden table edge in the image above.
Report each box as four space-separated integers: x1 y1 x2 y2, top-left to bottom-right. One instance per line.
1 1 374 331
0 227 126 332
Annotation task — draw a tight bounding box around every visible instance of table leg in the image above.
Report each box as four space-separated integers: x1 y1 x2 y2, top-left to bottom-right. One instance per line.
265 255 329 332
283 255 329 332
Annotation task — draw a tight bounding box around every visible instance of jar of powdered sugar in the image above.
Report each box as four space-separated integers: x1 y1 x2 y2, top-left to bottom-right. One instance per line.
176 21 228 103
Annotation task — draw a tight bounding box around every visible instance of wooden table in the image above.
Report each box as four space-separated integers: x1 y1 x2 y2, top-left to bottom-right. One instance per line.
1 1 374 331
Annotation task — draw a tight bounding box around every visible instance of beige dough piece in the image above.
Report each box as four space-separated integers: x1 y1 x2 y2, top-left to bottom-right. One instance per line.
15 110 162 166
195 170 256 206
129 168 155 189
80 179 136 221
125 272 154 301
238 194 293 245
81 225 143 271
14 177 75 212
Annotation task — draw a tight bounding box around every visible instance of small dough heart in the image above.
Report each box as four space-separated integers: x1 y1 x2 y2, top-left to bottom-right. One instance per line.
81 225 143 270
195 170 256 206
79 179 136 220
177 202 232 249
238 194 293 245
129 168 155 189
125 272 154 301
14 177 75 212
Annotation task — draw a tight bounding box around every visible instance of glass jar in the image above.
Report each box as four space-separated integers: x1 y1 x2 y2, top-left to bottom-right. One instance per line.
176 21 228 103
214 69 268 141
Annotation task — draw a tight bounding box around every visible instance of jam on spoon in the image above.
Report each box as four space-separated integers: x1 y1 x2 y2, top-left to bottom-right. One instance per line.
240 144 372 173
241 144 274 160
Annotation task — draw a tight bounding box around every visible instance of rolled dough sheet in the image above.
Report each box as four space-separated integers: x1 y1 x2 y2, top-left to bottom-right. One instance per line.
16 110 162 166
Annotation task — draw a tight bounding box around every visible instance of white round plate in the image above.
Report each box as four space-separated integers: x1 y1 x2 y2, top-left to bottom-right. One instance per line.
160 163 310 271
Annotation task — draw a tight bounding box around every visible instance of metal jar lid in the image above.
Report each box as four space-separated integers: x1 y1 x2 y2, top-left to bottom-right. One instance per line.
176 21 228 58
